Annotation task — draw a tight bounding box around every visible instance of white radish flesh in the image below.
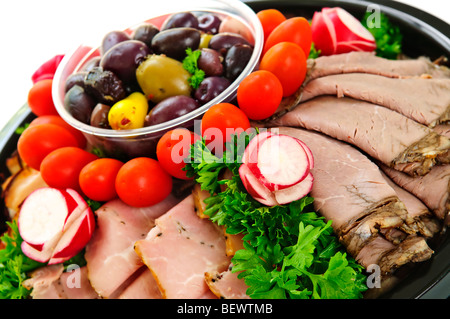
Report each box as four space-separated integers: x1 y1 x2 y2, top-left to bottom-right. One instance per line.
239 164 277 206
273 173 314 205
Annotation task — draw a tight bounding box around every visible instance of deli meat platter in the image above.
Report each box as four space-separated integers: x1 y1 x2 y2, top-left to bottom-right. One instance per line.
0 0 449 299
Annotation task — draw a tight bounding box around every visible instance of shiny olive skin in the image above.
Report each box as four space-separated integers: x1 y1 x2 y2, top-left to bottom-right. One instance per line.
144 95 199 126
208 32 251 55
197 48 223 77
197 14 222 34
194 76 230 105
132 23 159 48
65 72 87 92
100 40 150 86
90 103 111 129
100 30 131 55
151 27 201 61
136 54 192 103
84 67 126 105
162 12 199 30
224 44 253 82
64 85 97 124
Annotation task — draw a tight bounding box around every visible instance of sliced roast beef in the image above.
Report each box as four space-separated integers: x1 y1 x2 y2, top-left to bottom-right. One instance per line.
380 163 450 222
269 97 450 176
84 195 180 298
273 127 411 256
205 264 250 299
307 51 450 80
134 195 231 299
300 73 450 127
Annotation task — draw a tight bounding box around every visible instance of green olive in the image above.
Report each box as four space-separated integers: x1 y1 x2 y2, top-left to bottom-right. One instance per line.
136 54 192 104
108 92 149 130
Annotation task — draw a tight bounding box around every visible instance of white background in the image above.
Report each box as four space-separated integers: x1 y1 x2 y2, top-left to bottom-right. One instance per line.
0 0 448 132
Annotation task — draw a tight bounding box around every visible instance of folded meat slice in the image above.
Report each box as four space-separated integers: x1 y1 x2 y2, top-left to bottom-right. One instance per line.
23 265 99 299
205 264 250 299
380 163 450 222
300 73 450 127
307 51 450 81
269 96 450 176
134 195 231 299
273 127 410 256
117 267 162 299
381 172 440 238
84 195 180 298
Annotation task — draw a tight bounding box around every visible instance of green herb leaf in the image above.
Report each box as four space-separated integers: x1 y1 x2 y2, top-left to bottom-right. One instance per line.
182 48 205 89
361 12 403 59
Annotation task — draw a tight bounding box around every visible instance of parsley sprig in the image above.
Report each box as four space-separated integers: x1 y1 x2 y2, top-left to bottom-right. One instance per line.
184 132 367 299
182 48 205 89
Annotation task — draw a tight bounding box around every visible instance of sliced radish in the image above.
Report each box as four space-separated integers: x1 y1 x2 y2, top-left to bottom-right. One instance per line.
253 134 310 191
239 164 277 206
48 207 95 265
273 173 314 205
18 187 96 264
239 132 314 206
18 188 77 248
311 7 376 56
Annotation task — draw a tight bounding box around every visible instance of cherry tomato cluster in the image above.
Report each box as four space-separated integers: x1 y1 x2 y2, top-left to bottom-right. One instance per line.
236 9 311 121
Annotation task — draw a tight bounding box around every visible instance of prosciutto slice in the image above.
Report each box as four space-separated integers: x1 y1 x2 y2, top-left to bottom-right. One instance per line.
269 96 450 176
273 127 413 256
84 195 180 298
134 195 231 299
300 73 450 127
307 51 450 80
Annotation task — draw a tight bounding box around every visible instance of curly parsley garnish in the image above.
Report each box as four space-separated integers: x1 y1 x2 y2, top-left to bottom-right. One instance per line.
184 132 367 299
182 48 205 89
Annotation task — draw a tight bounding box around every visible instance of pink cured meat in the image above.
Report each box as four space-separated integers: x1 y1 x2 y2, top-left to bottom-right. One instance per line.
118 267 162 299
134 195 231 299
85 194 180 298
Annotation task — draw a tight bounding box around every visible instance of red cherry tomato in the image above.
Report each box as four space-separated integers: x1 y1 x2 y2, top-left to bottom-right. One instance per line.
29 115 87 149
256 9 287 42
115 157 173 207
237 70 283 120
17 123 79 171
40 147 98 192
201 103 250 154
262 17 312 57
79 158 124 202
260 42 307 97
27 79 59 116
156 128 200 180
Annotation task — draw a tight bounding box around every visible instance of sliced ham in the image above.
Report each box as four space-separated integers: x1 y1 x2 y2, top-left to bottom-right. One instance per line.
134 195 231 299
300 73 450 127
117 267 162 299
85 194 180 298
380 163 450 222
205 264 250 299
23 265 99 299
307 51 450 81
269 96 450 176
273 127 411 256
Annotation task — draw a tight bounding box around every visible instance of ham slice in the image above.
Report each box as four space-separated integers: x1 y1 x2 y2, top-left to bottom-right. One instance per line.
300 73 450 127
205 264 250 299
269 97 450 176
23 265 99 299
134 195 231 299
85 195 180 298
273 127 412 256
117 267 162 299
307 51 450 80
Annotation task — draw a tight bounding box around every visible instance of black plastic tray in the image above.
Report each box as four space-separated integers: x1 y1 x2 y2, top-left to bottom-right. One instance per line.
0 0 448 299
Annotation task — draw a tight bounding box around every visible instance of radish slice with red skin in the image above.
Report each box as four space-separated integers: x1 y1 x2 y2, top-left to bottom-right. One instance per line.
254 134 310 191
273 173 314 205
296 139 314 169
239 163 277 206
21 241 53 263
311 7 376 56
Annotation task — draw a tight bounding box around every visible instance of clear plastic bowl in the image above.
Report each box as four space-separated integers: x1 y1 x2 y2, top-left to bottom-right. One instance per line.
52 0 263 160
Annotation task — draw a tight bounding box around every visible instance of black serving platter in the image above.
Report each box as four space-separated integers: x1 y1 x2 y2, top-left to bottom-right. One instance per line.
0 0 448 299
